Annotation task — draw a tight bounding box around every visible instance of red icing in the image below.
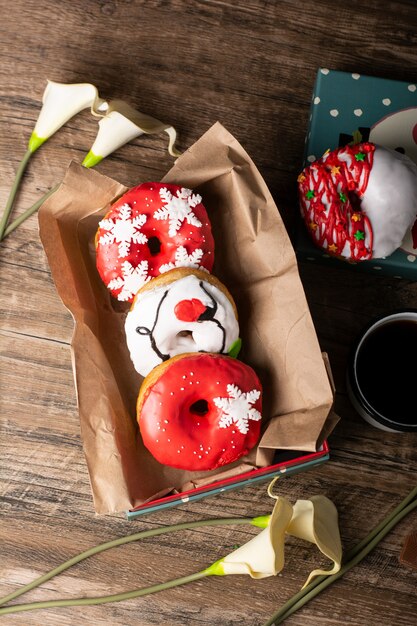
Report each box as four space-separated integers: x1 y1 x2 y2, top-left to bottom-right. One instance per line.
298 143 375 261
174 299 207 322
138 354 262 471
96 182 215 302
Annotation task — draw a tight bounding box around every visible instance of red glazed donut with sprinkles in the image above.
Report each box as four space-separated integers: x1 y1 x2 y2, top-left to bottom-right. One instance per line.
137 353 263 471
298 142 417 261
95 182 215 302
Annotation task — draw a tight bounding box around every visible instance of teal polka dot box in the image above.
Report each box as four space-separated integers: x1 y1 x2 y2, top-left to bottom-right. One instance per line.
296 68 417 279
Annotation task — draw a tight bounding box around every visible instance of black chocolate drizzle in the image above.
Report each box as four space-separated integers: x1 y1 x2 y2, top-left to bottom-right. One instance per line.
136 290 170 362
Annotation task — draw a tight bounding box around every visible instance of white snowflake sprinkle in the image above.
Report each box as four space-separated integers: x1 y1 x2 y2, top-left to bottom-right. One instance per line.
159 246 207 273
213 384 261 435
107 260 150 301
99 204 148 258
153 187 202 236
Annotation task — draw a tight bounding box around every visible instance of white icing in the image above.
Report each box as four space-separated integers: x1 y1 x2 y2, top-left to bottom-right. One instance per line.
362 146 417 257
99 204 148 258
213 384 261 435
125 274 239 376
153 187 202 236
159 246 206 273
108 260 150 301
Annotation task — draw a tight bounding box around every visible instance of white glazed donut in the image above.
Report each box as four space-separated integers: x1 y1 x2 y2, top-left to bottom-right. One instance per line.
298 142 417 260
125 268 240 377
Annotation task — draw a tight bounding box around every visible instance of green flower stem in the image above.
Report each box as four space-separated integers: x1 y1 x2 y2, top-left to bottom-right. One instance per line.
0 570 209 617
263 487 417 626
0 516 252 608
0 150 32 241
2 185 59 240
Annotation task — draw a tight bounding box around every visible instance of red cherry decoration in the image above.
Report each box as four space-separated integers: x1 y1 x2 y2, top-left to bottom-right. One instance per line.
175 299 207 322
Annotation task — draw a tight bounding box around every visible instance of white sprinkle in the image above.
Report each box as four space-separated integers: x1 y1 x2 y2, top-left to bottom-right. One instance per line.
193 451 197 455
307 154 316 163
190 372 194 376
182 375 187 379
232 445 235 449
320 68 329 75
408 84 416 92
313 96 320 104
354 109 363 117
180 387 185 391
162 428 166 432
382 98 391 106
177 450 181 453
330 109 339 117
164 419 169 424
196 381 200 384
170 392 174 396
167 438 171 442
198 455 202 459
351 73 360 80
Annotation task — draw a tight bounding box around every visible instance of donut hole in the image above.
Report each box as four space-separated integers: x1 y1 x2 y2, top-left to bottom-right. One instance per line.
175 329 196 350
347 190 362 212
189 399 209 416
177 330 194 339
147 236 162 256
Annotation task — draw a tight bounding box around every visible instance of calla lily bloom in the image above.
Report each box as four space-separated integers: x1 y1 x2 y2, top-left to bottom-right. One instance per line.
287 495 342 587
206 497 293 578
205 494 342 586
28 81 107 153
82 99 181 168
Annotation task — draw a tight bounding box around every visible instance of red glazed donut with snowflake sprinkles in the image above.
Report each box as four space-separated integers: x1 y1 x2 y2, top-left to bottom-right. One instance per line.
95 182 215 302
137 353 263 471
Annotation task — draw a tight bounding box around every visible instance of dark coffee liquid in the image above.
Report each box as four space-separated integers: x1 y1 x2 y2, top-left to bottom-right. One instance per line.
356 320 417 425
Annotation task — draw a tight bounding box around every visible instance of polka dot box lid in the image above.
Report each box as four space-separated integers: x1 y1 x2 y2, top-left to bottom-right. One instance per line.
297 68 417 279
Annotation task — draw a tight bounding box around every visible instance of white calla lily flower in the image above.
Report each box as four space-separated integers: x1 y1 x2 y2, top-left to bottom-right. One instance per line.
82 99 181 168
287 495 342 587
29 81 107 152
206 497 293 578
204 491 342 587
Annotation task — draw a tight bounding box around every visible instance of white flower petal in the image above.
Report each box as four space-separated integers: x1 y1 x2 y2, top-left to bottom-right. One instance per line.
83 99 181 166
221 497 293 578
32 81 104 145
287 495 342 587
88 111 144 161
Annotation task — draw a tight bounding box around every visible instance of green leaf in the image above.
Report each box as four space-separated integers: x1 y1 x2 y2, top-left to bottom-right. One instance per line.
227 338 242 359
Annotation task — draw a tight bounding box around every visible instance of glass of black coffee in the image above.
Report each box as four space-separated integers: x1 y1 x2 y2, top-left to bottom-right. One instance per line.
347 311 417 432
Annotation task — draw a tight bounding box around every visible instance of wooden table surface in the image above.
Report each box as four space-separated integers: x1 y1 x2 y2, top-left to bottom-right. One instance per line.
1 1 417 624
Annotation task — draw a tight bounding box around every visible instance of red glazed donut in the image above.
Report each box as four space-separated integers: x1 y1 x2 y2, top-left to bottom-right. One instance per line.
96 182 215 302
137 353 263 471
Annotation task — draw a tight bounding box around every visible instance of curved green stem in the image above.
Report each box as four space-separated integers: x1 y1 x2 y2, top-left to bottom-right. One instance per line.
2 185 59 240
0 150 32 241
0 570 208 616
263 488 417 626
0 516 252 608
